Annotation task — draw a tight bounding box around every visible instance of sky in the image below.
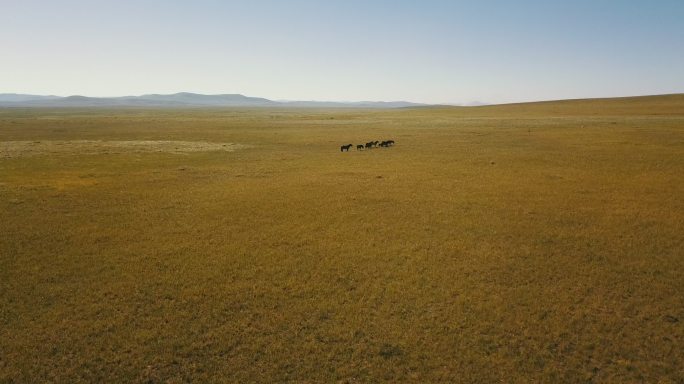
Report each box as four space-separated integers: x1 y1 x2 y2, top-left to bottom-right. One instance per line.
1 0 683 104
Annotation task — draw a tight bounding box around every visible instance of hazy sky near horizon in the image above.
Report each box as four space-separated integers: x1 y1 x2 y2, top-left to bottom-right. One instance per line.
2 0 683 104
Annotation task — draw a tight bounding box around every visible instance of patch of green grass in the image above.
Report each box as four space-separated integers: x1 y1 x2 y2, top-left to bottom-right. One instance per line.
1 96 683 382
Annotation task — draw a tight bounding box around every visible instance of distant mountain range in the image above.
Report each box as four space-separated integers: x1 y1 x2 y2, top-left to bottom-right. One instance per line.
0 92 431 108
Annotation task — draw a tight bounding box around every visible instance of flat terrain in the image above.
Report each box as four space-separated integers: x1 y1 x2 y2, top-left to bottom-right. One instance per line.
1 95 683 383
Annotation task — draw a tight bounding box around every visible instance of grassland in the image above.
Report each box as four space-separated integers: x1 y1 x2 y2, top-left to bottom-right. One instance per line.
1 95 683 383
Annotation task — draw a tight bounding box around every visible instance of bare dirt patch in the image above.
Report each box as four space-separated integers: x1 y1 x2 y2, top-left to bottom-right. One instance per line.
0 140 248 159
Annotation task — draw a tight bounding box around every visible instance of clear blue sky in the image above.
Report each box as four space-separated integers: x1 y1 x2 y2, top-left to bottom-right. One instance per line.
2 0 683 104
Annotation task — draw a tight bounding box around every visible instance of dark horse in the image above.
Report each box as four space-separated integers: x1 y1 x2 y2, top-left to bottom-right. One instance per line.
356 144 364 150
340 144 353 152
365 142 374 149
387 140 395 146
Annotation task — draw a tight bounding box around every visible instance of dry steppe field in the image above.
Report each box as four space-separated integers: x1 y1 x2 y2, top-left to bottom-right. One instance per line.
1 95 683 383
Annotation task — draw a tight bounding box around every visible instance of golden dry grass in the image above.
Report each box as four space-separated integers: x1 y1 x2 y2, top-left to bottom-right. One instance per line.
1 95 683 382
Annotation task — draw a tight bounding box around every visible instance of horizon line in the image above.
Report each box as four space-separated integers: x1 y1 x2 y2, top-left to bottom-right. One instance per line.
1 91 683 107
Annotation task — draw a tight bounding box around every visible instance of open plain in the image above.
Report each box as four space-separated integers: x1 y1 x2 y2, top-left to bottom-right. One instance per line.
1 95 683 382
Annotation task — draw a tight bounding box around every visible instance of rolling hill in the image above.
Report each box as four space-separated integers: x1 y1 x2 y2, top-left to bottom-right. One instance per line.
0 92 428 108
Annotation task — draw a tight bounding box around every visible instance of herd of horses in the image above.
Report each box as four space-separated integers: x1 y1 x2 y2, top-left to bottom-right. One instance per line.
340 140 395 152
